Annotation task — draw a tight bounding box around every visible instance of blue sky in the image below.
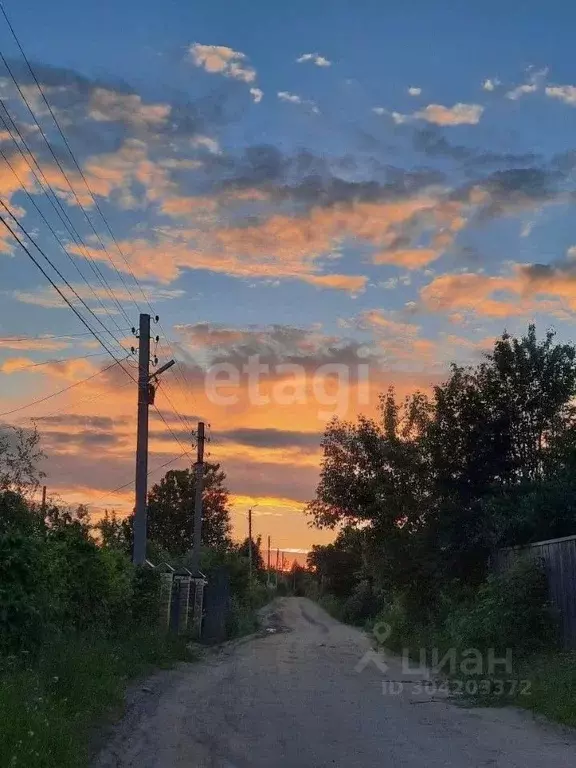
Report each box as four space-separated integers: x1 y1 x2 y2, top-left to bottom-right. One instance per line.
2 1 576 548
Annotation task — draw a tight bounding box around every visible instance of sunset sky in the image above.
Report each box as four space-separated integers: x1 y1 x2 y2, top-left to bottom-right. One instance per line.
2 1 576 553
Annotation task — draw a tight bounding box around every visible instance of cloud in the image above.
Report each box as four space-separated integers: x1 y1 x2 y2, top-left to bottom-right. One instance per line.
0 335 70 351
278 91 301 104
358 309 421 337
296 53 332 67
88 88 170 127
412 126 539 167
12 282 183 311
70 192 457 290
482 78 500 92
372 248 440 269
416 103 484 126
545 84 576 106
250 87 264 103
220 427 321 450
174 321 380 372
300 274 367 293
408 87 422 96
192 135 220 153
506 67 548 100
383 103 484 127
35 414 128 430
277 92 319 113
188 43 256 83
419 262 576 318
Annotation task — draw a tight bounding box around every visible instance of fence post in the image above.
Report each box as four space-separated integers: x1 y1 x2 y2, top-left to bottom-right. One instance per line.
157 562 175 631
190 573 207 640
173 568 192 634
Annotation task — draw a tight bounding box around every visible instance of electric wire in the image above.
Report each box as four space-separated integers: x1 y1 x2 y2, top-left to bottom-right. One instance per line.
0 5 198 438
0 356 131 417
0 210 135 381
0 199 132 358
0 329 132 343
0 49 136 324
1 352 106 373
0 139 131 337
92 450 190 507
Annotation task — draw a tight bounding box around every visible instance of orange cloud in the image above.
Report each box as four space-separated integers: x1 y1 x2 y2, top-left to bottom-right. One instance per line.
189 43 256 83
373 248 439 269
66 195 450 291
420 267 576 318
88 88 171 127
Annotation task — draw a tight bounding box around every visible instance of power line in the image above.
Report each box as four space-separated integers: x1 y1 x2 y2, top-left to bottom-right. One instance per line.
0 199 132 360
151 403 194 462
155 378 195 438
0 356 130 417
0 352 105 373
30 378 133 421
156 337 197 434
0 138 132 337
0 6 197 438
0 103 131 329
91 450 190 508
0 330 132 343
0 209 135 380
0 50 137 325
0 4 144 318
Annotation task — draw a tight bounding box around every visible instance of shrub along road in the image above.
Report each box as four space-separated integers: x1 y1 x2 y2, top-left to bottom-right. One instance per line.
95 598 576 767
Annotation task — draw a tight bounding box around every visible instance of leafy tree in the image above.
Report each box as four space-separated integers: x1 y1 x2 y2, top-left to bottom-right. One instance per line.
307 325 576 605
308 527 366 599
146 462 232 557
239 535 265 577
95 510 131 553
0 425 44 495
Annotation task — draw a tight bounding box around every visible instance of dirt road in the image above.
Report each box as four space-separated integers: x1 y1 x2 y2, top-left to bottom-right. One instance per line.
95 597 576 767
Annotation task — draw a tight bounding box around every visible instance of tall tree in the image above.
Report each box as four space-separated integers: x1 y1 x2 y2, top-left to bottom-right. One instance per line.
239 534 265 577
147 462 232 556
0 425 44 496
307 325 576 600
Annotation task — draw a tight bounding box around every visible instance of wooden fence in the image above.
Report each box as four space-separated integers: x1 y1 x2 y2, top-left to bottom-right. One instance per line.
494 534 576 649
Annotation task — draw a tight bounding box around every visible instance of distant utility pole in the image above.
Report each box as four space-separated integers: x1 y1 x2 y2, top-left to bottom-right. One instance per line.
190 421 205 574
248 506 253 580
40 485 47 516
133 313 174 565
267 535 271 586
275 547 279 587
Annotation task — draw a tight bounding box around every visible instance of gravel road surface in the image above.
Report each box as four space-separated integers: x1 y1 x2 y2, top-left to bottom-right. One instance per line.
95 597 576 767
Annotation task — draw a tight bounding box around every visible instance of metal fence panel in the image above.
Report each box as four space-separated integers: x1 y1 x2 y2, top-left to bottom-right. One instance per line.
495 534 576 649
201 567 231 644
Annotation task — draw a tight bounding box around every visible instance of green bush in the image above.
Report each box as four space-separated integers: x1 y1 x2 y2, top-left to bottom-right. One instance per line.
445 558 557 655
317 593 344 620
342 579 378 625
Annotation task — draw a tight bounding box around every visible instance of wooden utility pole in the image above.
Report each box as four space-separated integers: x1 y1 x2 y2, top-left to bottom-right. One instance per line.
267 535 271 586
40 485 47 516
133 313 151 565
275 547 279 587
248 506 253 580
132 314 174 566
190 421 205 574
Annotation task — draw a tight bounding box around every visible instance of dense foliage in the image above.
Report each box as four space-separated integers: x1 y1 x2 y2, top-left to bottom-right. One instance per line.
0 440 271 766
307 325 573 645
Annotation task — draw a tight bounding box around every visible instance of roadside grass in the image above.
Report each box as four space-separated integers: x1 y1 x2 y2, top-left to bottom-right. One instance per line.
226 583 275 639
0 629 194 768
471 651 576 727
362 607 576 728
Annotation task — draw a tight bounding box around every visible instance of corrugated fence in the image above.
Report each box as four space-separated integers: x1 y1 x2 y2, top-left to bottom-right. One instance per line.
494 534 576 649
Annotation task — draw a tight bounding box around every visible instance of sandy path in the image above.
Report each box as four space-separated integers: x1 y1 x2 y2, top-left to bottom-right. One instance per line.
94 597 576 767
